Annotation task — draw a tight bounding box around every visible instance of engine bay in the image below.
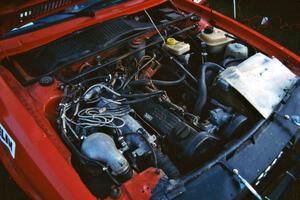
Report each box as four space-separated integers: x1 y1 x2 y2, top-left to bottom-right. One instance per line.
4 3 299 199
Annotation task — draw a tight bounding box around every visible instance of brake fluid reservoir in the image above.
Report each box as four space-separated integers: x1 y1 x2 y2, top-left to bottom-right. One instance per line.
224 43 248 59
199 26 234 54
164 38 190 55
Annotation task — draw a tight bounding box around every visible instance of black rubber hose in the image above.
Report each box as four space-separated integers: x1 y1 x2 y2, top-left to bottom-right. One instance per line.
121 90 164 98
155 150 180 179
80 75 111 85
129 73 186 87
121 93 163 105
222 57 245 68
194 62 224 115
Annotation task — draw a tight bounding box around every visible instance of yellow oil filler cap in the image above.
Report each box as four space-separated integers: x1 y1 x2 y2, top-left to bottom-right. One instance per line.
166 38 177 45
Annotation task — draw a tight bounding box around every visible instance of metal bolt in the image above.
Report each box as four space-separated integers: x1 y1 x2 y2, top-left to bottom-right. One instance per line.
155 169 161 175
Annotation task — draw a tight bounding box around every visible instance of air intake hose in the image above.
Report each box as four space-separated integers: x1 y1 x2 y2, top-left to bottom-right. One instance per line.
194 62 224 115
81 132 132 181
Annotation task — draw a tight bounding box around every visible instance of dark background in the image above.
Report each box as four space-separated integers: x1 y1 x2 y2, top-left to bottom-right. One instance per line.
209 0 300 55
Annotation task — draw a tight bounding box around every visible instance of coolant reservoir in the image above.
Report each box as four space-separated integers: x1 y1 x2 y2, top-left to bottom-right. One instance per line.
224 43 248 59
164 38 190 55
199 26 234 54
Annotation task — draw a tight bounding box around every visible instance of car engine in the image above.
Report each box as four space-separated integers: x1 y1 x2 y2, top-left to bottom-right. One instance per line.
7 4 299 199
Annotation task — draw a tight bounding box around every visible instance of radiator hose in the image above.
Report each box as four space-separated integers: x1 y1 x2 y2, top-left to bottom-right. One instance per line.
194 62 224 115
155 150 180 179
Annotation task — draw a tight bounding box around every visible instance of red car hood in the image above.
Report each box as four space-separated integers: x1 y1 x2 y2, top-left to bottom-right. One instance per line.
0 0 85 35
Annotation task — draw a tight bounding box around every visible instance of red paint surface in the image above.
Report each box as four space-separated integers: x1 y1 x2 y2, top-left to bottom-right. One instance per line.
0 67 95 200
0 0 299 200
112 168 163 200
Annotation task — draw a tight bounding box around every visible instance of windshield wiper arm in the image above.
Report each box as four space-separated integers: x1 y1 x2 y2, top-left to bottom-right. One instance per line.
59 0 124 18
62 9 96 17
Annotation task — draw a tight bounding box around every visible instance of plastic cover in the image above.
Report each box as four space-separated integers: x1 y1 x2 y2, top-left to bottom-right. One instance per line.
220 53 298 118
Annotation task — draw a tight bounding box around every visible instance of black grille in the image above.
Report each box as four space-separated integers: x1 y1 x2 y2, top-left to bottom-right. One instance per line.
15 17 151 77
19 0 75 22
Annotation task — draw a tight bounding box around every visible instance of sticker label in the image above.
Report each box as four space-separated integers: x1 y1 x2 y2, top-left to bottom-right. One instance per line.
0 124 16 159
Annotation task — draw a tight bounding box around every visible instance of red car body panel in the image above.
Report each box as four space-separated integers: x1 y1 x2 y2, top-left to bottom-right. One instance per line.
0 68 96 200
0 0 299 200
